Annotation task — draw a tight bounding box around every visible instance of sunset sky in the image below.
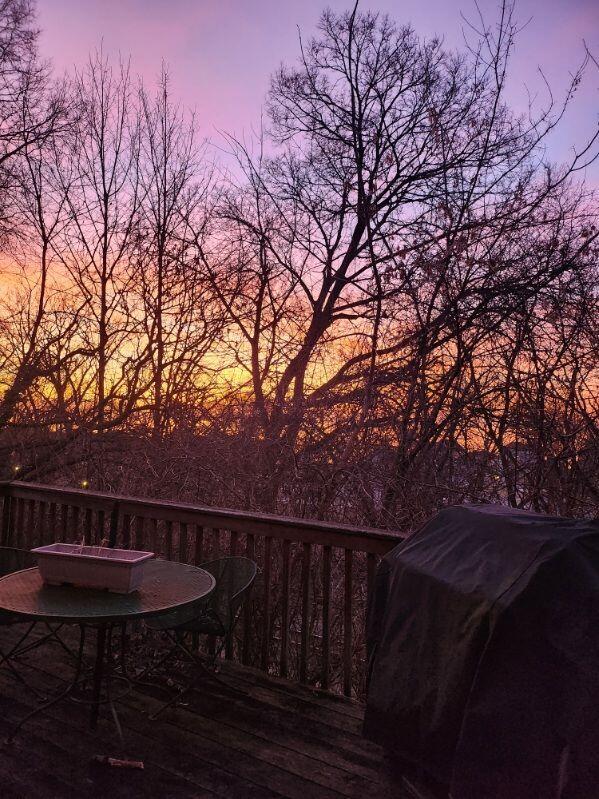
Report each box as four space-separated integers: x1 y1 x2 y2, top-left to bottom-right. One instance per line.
37 0 599 181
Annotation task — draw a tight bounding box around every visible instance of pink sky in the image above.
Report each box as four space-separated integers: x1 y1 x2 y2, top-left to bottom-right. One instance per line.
37 0 598 181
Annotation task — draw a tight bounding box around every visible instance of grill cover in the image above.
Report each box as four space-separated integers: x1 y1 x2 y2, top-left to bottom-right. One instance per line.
363 504 599 799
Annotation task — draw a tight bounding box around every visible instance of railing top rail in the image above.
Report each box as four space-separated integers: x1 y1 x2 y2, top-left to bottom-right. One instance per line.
1 480 405 553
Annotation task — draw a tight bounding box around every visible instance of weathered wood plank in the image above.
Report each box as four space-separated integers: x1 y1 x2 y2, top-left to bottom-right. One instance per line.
321 544 332 691
261 536 272 672
242 533 255 666
97 509 106 546
299 542 311 683
150 517 158 555
122 513 132 548
280 538 291 678
165 519 173 561
84 506 93 544
179 522 188 563
71 505 81 542
0 625 420 799
14 497 25 548
37 500 48 546
26 499 37 548
194 524 204 564
134 515 145 550
343 548 353 697
0 673 224 798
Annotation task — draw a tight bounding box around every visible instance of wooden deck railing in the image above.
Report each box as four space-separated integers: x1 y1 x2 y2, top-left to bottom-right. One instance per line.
0 481 404 697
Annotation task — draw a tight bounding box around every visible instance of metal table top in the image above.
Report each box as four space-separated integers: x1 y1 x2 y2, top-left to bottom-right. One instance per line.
0 559 215 624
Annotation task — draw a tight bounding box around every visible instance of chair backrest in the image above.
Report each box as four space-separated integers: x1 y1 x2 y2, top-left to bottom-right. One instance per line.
0 547 36 579
200 556 257 632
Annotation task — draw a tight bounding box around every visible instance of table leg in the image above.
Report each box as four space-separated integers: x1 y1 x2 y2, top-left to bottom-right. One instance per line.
90 623 107 730
6 625 87 744
104 625 124 743
120 622 128 676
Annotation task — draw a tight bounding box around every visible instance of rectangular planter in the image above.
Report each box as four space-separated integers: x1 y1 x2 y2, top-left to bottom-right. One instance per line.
32 543 154 594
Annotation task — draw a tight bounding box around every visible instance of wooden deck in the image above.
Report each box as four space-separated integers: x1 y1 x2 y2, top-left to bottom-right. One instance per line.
0 629 433 799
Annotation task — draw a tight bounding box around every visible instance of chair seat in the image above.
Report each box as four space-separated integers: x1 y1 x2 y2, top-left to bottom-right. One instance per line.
178 612 225 637
146 607 225 636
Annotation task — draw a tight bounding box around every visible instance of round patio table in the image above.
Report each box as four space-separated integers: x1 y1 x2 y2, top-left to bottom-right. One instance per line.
0 559 215 741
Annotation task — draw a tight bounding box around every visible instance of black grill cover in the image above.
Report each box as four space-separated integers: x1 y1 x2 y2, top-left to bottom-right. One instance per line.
363 504 599 799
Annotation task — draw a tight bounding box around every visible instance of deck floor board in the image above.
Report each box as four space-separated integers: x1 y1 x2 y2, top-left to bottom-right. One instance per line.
0 628 429 799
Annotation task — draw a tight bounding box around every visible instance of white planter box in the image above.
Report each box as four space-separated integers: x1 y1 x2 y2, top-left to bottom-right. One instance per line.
32 543 154 594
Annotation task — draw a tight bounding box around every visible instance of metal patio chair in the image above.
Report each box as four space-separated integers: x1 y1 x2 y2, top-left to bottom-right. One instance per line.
144 556 257 717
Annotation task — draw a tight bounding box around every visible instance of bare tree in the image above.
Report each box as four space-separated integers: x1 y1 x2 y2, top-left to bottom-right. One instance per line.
55 53 149 439
135 69 219 439
198 3 598 516
0 0 70 443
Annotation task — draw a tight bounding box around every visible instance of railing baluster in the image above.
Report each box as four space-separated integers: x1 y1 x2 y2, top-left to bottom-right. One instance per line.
224 529 240 659
211 527 220 558
198 524 204 566
59 504 69 541
48 502 58 544
47 502 60 544
299 542 312 684
261 536 272 672
109 504 120 548
224 528 240 659
321 545 331 690
26 500 37 548
97 509 105 546
280 539 290 678
343 548 354 697
122 514 131 548
134 516 145 550
71 506 81 542
38 500 48 546
150 518 158 556
84 507 93 543
165 520 173 560
179 522 188 563
15 497 25 548
242 533 255 666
